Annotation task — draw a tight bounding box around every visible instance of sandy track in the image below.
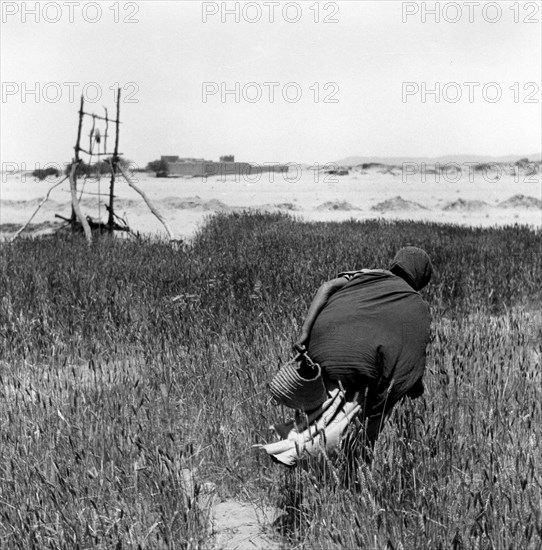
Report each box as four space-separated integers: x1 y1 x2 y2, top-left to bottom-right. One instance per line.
212 500 279 550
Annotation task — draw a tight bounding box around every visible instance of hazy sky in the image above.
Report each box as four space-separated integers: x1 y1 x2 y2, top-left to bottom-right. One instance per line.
1 1 541 168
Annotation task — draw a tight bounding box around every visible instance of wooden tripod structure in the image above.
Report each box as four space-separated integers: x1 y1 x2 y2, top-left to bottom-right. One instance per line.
67 89 123 241
67 90 174 243
12 90 174 243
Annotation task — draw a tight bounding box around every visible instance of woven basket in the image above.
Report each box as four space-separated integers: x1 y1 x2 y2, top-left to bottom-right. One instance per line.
269 359 327 412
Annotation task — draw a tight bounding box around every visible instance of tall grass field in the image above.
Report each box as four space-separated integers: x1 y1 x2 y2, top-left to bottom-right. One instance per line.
1 212 541 549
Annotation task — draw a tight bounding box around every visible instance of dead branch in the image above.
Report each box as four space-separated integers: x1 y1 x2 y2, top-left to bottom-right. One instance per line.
10 176 69 242
117 165 175 240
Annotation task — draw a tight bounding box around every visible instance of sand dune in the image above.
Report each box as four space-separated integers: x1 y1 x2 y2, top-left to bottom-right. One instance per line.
498 194 542 209
2 198 56 209
371 196 427 211
113 198 142 210
315 201 359 211
443 199 489 211
258 202 299 212
158 196 231 212
1 220 64 238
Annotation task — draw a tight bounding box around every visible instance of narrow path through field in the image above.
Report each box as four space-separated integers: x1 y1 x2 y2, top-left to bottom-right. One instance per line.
212 499 280 550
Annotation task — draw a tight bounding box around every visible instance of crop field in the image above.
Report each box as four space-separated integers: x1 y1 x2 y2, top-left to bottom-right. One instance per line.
1 212 541 549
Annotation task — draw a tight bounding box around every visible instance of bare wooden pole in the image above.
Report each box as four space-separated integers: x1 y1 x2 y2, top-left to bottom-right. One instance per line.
103 107 109 165
72 95 85 225
69 162 92 243
89 114 96 155
108 87 121 232
117 165 175 240
114 88 121 159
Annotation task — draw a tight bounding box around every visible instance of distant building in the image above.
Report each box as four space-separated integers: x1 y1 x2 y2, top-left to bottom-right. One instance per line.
160 155 180 163
157 155 289 178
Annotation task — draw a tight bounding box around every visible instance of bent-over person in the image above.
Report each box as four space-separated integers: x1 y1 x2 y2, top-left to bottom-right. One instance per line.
257 246 432 477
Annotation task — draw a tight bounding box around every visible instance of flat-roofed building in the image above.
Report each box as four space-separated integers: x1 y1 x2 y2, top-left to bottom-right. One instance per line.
157 155 289 178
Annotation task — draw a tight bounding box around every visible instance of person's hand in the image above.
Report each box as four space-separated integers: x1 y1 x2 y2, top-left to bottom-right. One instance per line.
293 331 309 353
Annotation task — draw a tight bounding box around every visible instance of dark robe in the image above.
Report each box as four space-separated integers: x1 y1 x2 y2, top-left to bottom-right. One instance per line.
308 270 430 415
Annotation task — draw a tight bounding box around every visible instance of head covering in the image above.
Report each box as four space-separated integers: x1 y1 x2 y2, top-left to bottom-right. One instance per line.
390 247 432 290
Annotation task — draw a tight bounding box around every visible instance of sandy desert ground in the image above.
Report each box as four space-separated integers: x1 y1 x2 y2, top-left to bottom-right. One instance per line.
1 165 541 240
